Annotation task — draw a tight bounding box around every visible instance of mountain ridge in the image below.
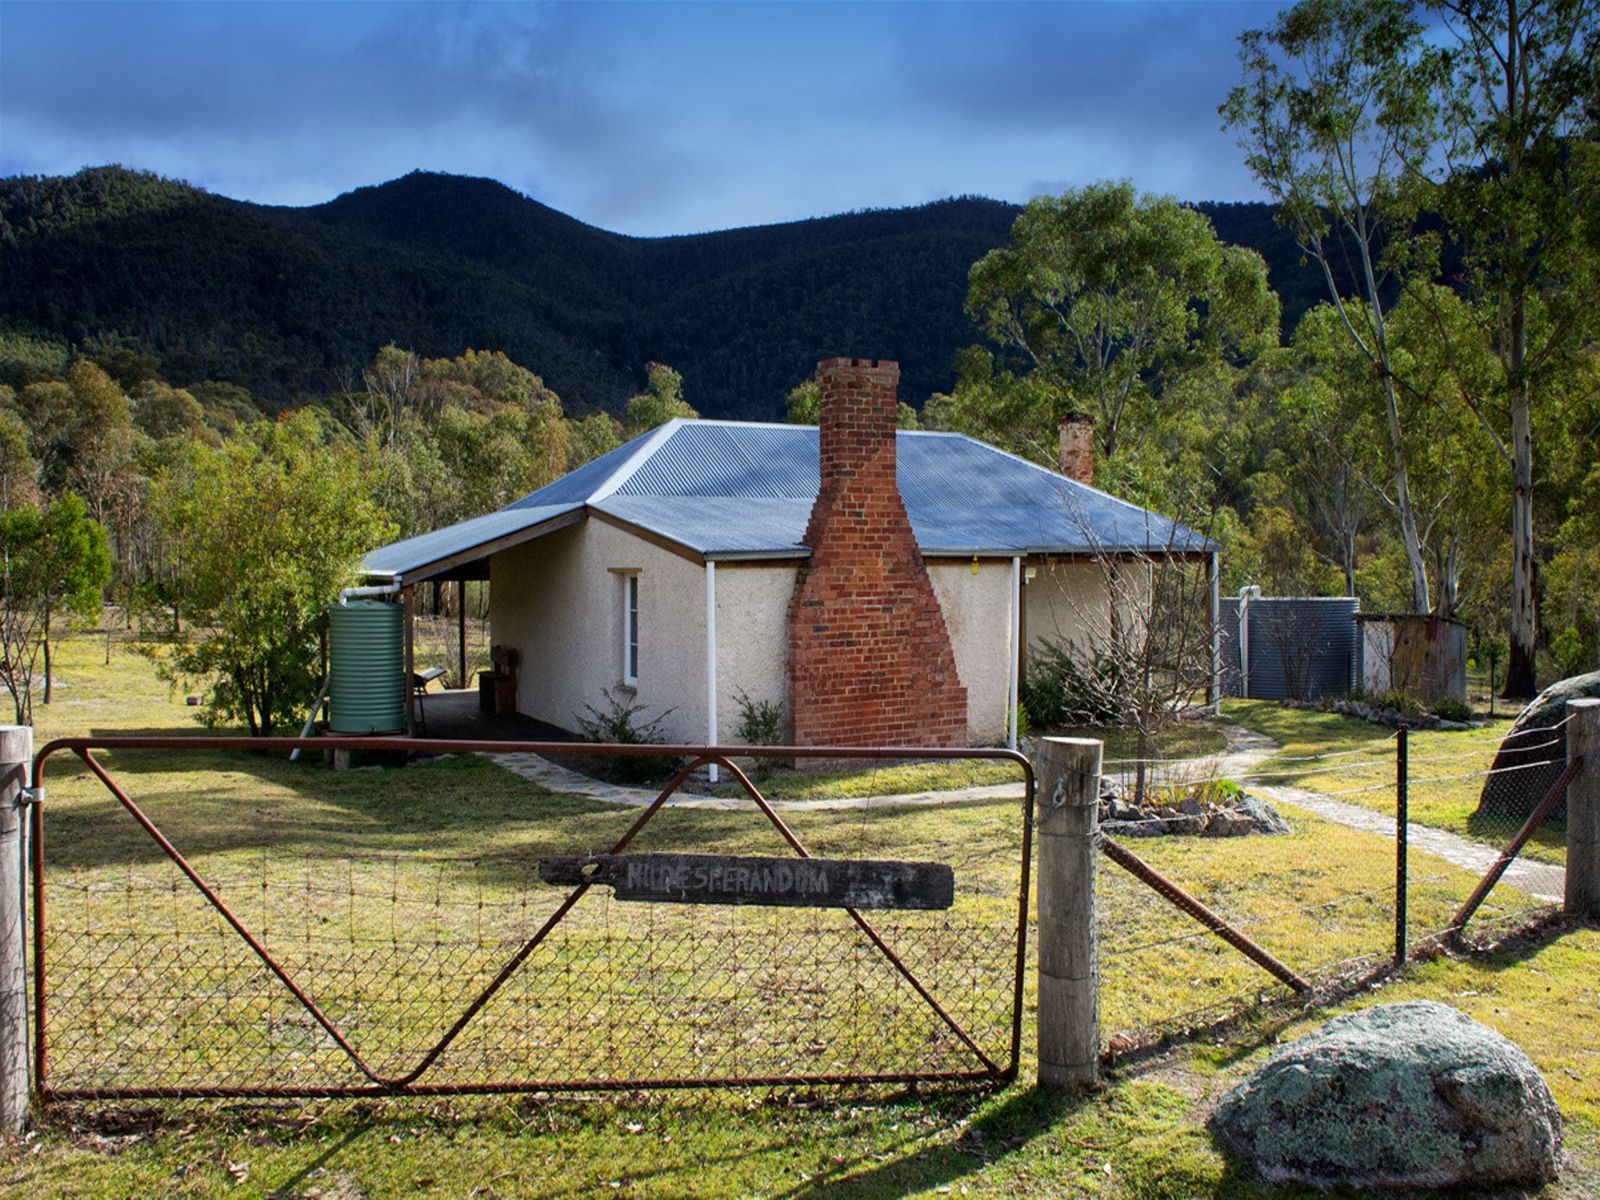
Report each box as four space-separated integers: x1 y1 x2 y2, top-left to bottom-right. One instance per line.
0 166 1321 419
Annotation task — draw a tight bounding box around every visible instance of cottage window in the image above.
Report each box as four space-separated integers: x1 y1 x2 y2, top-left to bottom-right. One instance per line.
621 572 639 686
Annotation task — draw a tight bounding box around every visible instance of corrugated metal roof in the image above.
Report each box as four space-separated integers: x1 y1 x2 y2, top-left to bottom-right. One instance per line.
363 503 583 575
364 418 1213 577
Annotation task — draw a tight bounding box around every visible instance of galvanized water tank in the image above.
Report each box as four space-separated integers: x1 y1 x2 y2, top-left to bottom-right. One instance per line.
327 599 405 734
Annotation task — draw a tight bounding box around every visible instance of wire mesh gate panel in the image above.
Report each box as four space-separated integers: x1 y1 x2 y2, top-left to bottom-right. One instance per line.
30 738 1033 1099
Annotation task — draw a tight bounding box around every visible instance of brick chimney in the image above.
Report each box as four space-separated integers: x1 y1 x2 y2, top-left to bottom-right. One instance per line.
788 358 967 748
1058 412 1094 486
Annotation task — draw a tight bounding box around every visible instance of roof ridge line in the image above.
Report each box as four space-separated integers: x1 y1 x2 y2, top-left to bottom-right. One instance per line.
588 420 683 503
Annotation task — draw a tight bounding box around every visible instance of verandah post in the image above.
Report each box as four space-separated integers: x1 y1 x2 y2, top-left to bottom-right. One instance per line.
1036 736 1102 1090
1566 699 1599 919
0 724 33 1134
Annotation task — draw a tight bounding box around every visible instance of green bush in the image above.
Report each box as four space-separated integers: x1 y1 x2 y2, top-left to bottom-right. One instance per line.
576 688 680 783
732 690 784 779
733 690 783 745
1550 626 1586 680
1430 696 1474 722
1019 640 1129 729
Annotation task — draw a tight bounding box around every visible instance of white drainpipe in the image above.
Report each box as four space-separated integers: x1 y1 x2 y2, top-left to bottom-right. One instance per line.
1238 584 1261 698
1008 556 1022 750
705 560 718 784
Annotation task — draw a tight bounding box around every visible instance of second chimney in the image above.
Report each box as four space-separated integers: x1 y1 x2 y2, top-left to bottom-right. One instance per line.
1058 412 1094 486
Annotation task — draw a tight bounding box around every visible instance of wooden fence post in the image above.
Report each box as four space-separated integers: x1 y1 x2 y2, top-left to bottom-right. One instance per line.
1566 698 1600 919
0 725 32 1134
1036 736 1102 1090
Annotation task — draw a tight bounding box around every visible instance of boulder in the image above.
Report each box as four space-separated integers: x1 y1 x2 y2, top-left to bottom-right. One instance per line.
1476 670 1600 827
1210 1001 1562 1190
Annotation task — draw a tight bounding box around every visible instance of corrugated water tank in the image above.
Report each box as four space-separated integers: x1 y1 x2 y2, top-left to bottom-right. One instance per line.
327 599 405 734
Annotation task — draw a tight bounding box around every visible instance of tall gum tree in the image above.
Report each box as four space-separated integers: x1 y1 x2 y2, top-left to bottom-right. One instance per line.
954 182 1278 488
1424 0 1599 696
1223 0 1451 614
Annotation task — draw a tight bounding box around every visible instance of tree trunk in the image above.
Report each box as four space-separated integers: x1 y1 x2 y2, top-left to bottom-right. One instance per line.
1506 379 1537 698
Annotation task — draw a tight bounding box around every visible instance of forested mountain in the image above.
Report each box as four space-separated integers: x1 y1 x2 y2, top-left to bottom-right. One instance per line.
1 166 1323 418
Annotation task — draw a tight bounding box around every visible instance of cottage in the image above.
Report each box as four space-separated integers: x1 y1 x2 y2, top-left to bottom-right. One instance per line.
363 357 1215 749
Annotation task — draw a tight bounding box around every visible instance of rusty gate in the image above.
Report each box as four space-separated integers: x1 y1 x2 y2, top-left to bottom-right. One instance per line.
29 737 1033 1099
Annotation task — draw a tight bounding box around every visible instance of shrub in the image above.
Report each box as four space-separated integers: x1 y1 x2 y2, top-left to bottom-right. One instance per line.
733 690 783 745
1364 688 1423 718
732 690 784 779
576 688 680 783
1550 626 1586 680
1019 640 1129 729
1430 696 1474 723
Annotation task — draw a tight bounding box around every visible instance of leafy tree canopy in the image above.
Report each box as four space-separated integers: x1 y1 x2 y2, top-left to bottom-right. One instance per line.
151 411 395 735
952 182 1279 475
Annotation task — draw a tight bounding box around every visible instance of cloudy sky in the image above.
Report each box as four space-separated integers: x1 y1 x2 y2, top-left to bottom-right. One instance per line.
0 0 1288 237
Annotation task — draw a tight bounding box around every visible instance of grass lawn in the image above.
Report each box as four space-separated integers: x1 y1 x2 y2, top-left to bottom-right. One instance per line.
1223 699 1568 864
2 629 1593 1198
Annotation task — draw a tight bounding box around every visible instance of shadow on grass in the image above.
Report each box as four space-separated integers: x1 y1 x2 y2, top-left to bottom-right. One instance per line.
770 1086 1086 1199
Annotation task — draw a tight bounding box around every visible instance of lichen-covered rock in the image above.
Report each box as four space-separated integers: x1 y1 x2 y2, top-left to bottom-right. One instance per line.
1209 1001 1562 1189
1477 670 1600 827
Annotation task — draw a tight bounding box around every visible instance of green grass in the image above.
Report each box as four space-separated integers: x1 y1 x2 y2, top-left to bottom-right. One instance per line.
711 721 1226 802
1223 699 1567 863
3 630 1593 1198
712 756 1023 800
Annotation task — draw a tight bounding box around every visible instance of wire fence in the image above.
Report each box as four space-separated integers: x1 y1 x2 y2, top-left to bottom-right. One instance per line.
23 713 1582 1100
1096 717 1571 1052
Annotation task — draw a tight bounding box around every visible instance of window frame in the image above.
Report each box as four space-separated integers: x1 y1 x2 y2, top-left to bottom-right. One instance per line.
621 571 640 687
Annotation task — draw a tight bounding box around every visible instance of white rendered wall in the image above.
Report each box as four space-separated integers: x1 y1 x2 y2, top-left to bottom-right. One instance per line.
712 563 799 743
1023 559 1144 662
491 521 710 744
926 560 1014 745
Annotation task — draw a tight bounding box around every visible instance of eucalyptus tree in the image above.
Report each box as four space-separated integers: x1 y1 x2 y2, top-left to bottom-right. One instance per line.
1422 0 1600 695
1223 0 1451 613
0 493 110 723
954 182 1278 487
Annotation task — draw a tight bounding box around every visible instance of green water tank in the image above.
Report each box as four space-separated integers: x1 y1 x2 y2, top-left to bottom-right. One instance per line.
327 599 406 734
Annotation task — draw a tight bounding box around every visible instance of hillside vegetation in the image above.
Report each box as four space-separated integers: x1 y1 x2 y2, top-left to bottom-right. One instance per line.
0 167 1320 418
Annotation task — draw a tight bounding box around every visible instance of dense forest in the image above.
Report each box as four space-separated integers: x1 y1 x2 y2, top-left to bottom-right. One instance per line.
0 166 1324 419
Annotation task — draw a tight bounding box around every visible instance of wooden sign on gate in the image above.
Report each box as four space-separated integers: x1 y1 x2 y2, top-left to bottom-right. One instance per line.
538 852 954 911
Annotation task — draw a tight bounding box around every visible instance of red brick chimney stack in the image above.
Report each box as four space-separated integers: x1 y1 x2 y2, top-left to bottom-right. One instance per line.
788 358 968 749
1058 412 1094 486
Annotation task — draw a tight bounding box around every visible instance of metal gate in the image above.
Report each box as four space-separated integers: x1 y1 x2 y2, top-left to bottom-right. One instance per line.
29 737 1033 1099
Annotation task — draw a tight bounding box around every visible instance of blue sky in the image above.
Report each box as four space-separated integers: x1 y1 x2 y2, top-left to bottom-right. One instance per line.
0 0 1289 236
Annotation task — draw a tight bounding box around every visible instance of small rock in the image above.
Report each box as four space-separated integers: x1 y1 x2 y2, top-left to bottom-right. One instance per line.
1209 1001 1562 1190
1234 793 1292 835
1177 796 1204 816
1201 810 1253 837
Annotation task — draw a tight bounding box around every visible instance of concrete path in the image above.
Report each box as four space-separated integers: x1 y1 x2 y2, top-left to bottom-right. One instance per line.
486 724 1565 901
485 750 1023 812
